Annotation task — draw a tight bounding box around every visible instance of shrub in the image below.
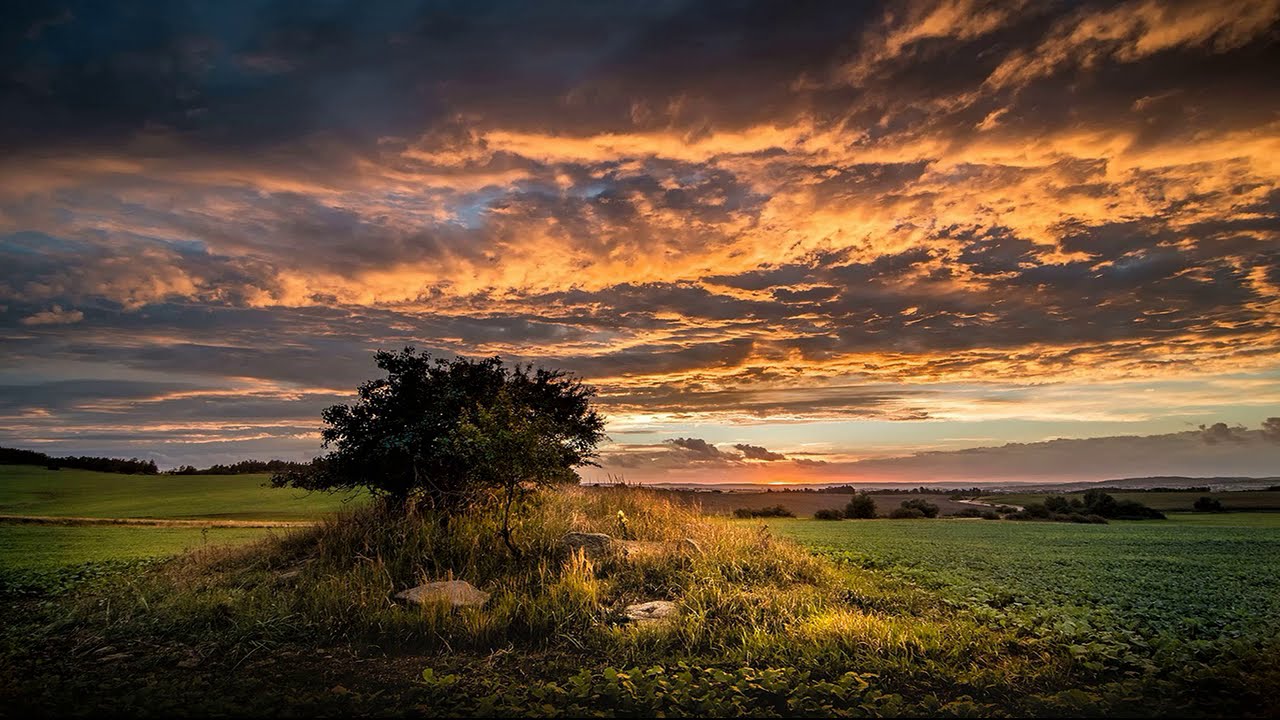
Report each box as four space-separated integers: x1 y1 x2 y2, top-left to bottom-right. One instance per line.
733 505 795 519
1193 496 1224 512
1110 500 1166 520
844 493 877 519
888 507 927 519
813 508 844 520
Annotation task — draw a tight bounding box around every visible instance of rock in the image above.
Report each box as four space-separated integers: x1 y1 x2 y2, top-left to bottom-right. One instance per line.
395 580 490 608
560 532 615 557
623 600 677 625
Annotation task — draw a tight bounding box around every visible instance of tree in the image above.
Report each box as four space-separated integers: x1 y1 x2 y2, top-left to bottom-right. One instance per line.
441 387 585 556
1081 489 1118 516
845 493 877 519
272 348 606 524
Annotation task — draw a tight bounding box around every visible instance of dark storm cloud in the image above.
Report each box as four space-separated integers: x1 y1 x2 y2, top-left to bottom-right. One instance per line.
0 0 877 156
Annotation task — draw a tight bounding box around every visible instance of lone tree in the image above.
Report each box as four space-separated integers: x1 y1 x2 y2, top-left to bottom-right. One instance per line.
273 348 606 551
845 492 877 519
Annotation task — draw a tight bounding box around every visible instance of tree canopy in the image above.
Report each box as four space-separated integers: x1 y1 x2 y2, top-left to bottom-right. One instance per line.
272 348 606 517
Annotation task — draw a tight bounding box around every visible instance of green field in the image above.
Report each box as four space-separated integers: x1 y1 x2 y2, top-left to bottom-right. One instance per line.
766 514 1280 641
0 465 356 520
0 524 279 571
0 465 355 584
982 489 1280 512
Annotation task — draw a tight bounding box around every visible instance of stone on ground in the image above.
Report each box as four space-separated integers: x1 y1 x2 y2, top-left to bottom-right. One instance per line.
395 580 490 608
560 532 615 557
623 600 677 624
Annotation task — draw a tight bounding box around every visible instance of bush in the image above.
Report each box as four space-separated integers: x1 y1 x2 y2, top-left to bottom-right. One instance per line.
1193 496 1224 512
844 493 877 519
1110 500 1166 520
733 505 795 519
888 507 927 519
813 508 844 520
898 498 939 518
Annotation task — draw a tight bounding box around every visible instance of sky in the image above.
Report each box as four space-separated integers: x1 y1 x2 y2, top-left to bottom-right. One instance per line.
1 0 1279 483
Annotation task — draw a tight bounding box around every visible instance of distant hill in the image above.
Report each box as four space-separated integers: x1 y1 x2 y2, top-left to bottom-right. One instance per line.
1003 476 1280 493
604 475 1280 493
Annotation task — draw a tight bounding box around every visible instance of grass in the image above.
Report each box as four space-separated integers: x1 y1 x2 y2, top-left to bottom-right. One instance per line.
4 487 1278 716
985 489 1280 512
0 465 356 521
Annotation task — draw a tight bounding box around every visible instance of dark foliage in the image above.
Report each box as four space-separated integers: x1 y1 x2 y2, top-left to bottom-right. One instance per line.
167 459 312 475
732 505 795 519
844 493 877 519
272 348 606 518
1011 490 1164 523
1193 496 1225 512
888 507 927 519
0 446 157 475
812 508 844 520
898 498 940 518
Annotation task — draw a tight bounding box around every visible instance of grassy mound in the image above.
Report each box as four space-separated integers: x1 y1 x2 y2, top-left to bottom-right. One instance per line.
4 488 1275 717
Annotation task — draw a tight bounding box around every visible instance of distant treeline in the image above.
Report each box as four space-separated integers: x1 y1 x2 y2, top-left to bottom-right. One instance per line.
0 445 310 476
1090 486 1211 493
0 446 158 475
764 485 990 496
166 459 312 475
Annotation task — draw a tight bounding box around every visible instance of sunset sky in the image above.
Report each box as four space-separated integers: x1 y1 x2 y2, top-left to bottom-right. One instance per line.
2 0 1280 484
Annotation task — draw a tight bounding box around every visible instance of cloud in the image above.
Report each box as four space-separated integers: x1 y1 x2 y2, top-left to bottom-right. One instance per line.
664 437 733 460
20 305 82 326
733 443 787 461
0 2 1277 469
1199 422 1249 444
1260 417 1280 443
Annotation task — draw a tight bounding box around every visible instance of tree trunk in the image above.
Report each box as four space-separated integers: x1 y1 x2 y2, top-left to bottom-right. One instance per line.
500 484 522 559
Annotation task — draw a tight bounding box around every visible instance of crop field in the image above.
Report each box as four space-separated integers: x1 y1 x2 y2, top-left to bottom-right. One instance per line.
766 514 1280 644
0 465 356 520
658 489 975 517
983 489 1280 512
